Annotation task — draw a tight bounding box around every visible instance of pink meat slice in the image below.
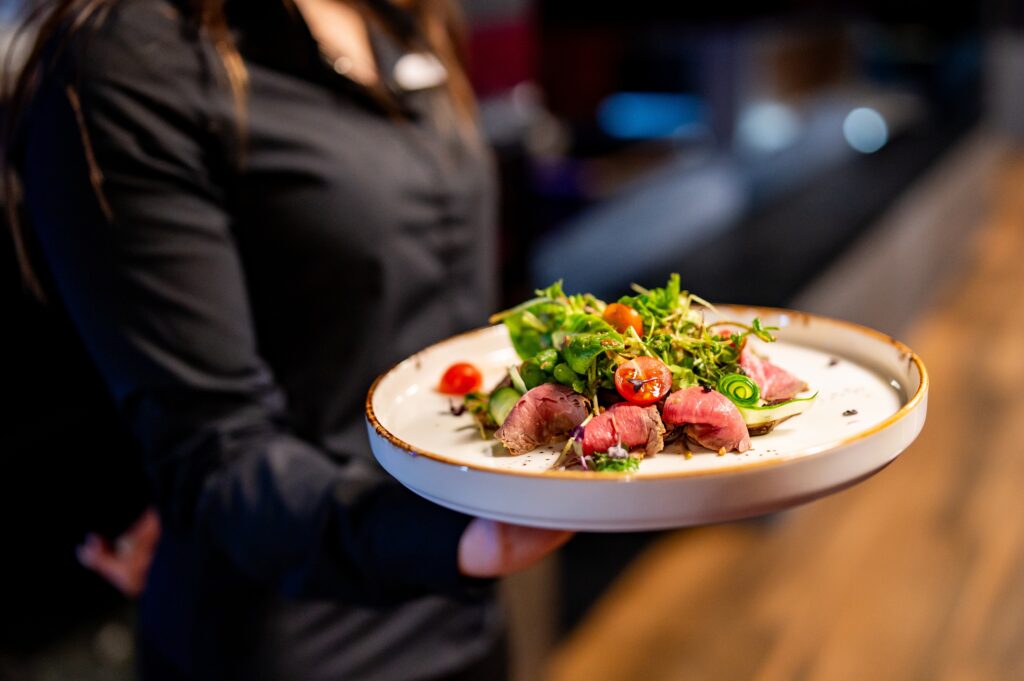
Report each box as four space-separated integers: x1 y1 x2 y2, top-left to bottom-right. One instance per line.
495 383 589 455
740 348 807 403
581 403 666 457
662 386 751 453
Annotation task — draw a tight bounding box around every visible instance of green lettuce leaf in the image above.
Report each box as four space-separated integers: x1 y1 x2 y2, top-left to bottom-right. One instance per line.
561 314 623 374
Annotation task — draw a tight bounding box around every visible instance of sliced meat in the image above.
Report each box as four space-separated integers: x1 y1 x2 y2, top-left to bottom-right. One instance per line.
495 383 589 455
582 403 666 457
662 386 751 453
740 348 807 403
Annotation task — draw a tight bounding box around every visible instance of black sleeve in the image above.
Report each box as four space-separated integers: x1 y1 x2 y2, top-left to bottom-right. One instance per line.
20 16 476 605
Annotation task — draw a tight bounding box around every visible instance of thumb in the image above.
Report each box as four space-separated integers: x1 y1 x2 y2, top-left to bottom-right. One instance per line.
459 518 572 578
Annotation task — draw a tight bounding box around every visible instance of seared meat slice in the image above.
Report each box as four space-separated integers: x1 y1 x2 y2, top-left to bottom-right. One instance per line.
662 386 751 453
495 383 589 455
740 348 807 403
581 403 666 457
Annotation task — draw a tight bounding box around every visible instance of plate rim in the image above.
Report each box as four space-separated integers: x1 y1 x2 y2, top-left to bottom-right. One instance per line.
365 305 929 482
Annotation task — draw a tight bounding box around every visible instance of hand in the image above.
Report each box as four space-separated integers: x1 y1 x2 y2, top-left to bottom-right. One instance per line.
76 507 161 597
458 518 572 578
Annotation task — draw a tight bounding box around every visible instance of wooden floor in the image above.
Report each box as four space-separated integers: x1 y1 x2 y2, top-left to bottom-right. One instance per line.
544 154 1024 681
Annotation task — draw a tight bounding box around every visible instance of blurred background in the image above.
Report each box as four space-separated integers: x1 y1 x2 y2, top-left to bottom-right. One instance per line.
3 0 1024 679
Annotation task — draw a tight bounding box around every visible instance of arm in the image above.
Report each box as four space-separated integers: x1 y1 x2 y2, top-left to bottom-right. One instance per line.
20 19 480 605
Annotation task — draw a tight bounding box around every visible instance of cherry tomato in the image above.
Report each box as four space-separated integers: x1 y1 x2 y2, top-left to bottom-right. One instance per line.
438 362 483 395
715 328 746 351
602 303 644 337
614 356 672 405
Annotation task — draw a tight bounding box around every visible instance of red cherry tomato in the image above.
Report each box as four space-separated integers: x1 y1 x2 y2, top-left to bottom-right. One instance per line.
602 303 644 337
715 328 746 352
438 362 483 395
614 356 672 405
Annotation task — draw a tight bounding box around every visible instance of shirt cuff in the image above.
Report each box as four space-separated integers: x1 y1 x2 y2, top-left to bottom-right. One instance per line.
364 484 494 600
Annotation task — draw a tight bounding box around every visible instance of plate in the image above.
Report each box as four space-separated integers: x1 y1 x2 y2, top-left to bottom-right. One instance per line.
365 307 928 531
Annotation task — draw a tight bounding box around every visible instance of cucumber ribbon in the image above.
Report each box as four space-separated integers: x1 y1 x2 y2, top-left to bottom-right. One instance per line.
716 373 760 407
717 373 817 426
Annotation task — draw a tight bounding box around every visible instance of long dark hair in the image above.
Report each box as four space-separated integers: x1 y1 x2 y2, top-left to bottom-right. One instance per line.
1 0 477 301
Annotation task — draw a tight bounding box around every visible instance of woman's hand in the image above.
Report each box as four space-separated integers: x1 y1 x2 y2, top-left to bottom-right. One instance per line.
458 518 572 578
76 507 161 597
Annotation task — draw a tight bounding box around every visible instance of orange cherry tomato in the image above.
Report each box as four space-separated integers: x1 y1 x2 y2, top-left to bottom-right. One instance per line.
614 356 672 405
438 362 483 395
602 303 644 337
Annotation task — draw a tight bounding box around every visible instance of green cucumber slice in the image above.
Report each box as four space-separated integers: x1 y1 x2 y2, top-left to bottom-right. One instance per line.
739 393 818 427
489 387 522 427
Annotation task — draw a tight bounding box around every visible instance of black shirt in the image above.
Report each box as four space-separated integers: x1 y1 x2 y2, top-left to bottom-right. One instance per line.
17 0 501 678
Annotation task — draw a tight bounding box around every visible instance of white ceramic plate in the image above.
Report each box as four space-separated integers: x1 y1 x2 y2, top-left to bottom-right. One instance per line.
366 307 928 531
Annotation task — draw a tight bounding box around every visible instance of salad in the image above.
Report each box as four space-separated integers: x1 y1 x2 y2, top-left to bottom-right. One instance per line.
445 275 816 473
